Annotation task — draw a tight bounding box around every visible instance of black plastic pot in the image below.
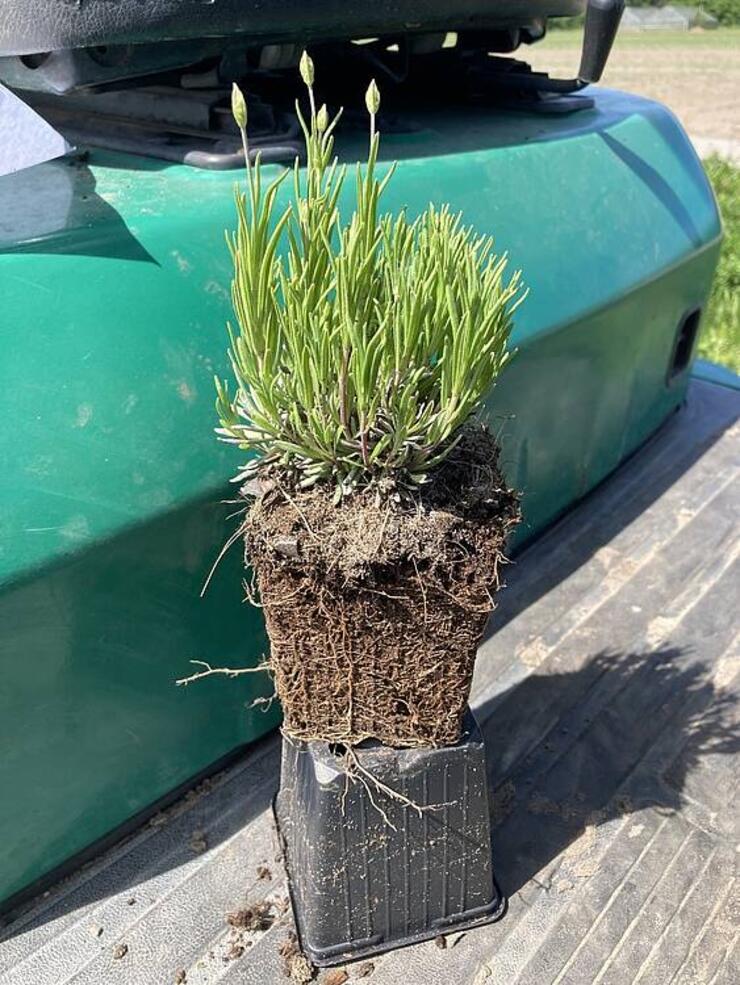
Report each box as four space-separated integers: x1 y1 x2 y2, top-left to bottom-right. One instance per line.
275 708 505 966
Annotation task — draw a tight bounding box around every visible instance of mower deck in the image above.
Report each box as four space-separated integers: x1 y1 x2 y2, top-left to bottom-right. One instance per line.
0 375 737 985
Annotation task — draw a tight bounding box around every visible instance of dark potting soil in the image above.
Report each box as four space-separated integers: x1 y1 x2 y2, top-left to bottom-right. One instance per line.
243 424 519 747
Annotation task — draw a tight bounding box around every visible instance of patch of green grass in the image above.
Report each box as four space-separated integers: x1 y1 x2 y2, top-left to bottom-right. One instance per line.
540 25 740 47
699 156 739 372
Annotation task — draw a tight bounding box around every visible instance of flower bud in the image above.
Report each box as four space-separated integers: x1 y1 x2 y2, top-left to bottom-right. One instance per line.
316 104 328 133
231 83 247 130
299 50 314 88
365 78 380 116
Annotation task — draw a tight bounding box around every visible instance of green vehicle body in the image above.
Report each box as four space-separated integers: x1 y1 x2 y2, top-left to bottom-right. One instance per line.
0 87 721 908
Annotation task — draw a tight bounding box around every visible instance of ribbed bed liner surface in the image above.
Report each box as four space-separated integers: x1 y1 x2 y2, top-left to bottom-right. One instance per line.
1 377 737 985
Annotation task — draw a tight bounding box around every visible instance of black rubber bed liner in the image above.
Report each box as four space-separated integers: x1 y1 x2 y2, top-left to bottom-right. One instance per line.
0 0 582 56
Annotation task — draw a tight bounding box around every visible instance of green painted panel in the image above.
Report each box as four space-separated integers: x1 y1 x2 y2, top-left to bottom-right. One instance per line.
489 245 720 547
692 359 740 391
0 500 278 905
0 87 720 906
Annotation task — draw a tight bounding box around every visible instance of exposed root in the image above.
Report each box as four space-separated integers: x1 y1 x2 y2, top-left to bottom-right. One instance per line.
248 691 278 713
175 659 272 687
340 747 453 829
242 574 305 609
273 479 318 539
347 763 397 829
200 520 248 598
341 769 350 817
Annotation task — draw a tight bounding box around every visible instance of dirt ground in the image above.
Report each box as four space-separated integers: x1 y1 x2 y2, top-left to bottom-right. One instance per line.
526 29 740 141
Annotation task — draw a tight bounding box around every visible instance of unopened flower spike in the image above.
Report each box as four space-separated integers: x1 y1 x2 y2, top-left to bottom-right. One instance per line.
316 104 328 133
365 78 380 116
231 83 247 130
299 50 314 88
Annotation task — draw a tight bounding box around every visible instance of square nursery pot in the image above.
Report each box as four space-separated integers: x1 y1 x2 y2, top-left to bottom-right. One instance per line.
275 707 505 966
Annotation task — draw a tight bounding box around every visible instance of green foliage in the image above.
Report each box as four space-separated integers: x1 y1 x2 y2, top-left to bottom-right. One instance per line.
550 1 740 25
614 0 740 12
216 58 523 495
698 156 739 372
626 0 740 22
700 0 740 25
547 14 585 29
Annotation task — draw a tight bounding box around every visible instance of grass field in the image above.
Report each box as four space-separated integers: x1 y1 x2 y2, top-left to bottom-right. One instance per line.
528 27 739 139
543 26 740 47
699 156 739 371
529 28 739 373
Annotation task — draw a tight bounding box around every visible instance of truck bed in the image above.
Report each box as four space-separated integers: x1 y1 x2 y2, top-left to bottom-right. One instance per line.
0 375 737 985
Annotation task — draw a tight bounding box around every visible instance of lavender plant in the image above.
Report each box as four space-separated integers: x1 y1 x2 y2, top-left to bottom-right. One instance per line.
216 53 524 496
